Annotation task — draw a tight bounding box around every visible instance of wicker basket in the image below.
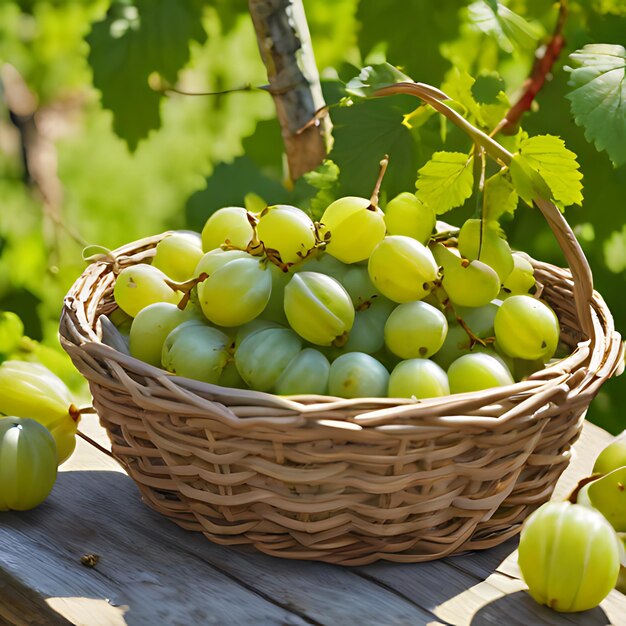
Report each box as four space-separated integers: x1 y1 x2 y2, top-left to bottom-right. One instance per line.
59 202 623 566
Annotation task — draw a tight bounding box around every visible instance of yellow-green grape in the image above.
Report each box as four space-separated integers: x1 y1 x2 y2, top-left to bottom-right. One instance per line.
161 322 230 383
0 360 79 465
384 301 448 359
502 252 536 295
129 302 198 367
448 352 514 394
0 417 58 511
201 207 254 252
109 307 133 335
432 322 471 370
152 233 203 282
274 348 331 395
113 264 181 318
328 352 389 398
284 272 355 346
368 236 439 303
593 436 626 474
494 295 560 361
260 263 291 324
388 359 449 399
235 327 302 391
513 357 545 381
344 297 395 354
218 362 247 389
383 192 436 244
256 205 316 264
321 196 386 263
518 501 621 613
458 219 514 282
341 266 381 307
296 252 348 282
196 250 272 327
234 319 281 350
578 468 626 532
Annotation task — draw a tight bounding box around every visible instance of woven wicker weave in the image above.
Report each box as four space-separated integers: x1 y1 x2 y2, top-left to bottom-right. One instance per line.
60 201 623 565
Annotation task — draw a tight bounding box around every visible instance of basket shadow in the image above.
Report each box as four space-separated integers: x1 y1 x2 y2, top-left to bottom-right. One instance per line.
469 591 610 626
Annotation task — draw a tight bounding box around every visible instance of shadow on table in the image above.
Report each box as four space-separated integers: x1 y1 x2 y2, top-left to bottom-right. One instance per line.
470 591 610 626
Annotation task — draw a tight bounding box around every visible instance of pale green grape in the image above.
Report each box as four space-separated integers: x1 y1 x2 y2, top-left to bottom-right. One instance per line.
109 307 133 335
502 252 536 295
518 501 621 612
458 219 514 282
296 252 348 282
129 302 199 367
593 436 626 475
388 359 449 399
113 264 181 318
152 233 203 282
162 322 230 383
344 297 395 354
431 322 471 370
260 263 290 324
384 301 448 359
256 205 316 264
341 266 381 307
235 327 302 391
234 319 281 350
448 352 514 394
368 236 439 303
578 467 626 532
494 295 560 360
196 251 272 327
201 207 254 252
274 348 331 395
383 192 436 244
284 272 355 346
328 352 389 398
219 362 247 389
321 196 386 263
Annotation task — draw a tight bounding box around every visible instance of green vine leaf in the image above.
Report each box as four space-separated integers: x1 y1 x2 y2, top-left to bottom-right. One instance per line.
415 152 474 214
345 63 413 99
518 135 583 208
87 0 207 150
484 171 518 220
509 155 551 207
565 44 626 167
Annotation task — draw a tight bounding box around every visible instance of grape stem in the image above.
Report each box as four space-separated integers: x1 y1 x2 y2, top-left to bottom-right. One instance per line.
369 154 390 209
164 273 208 311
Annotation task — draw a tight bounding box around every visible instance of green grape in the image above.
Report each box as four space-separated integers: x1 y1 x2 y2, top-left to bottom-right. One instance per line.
256 205 316 264
368 236 439 303
284 272 355 346
234 319 281 350
328 352 389 398
201 206 254 252
434 243 500 308
321 196 386 263
502 252 536 295
274 348 331 395
161 322 230 383
341 266 381 307
458 219 514 282
219 362 247 389
196 250 272 327
431 322 471 370
0 417 58 511
129 302 198 367
235 327 302 391
113 264 181 318
578 467 626 532
494 295 560 360
384 301 448 359
296 252 348 282
344 297 395 354
388 359 449 399
109 307 133 335
593 436 626 475
383 192 436 244
0 360 79 465
512 357 545 381
448 352 514 394
260 263 291 324
518 501 621 613
152 233 203 282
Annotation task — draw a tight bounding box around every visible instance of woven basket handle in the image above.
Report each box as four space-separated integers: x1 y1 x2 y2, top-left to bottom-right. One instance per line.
374 82 595 339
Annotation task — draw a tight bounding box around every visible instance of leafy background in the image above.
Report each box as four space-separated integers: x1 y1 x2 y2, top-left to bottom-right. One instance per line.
0 0 624 431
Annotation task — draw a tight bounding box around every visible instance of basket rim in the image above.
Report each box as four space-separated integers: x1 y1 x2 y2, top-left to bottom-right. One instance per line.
59 232 624 430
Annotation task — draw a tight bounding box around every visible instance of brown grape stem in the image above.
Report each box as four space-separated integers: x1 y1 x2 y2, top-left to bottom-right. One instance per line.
369 155 389 209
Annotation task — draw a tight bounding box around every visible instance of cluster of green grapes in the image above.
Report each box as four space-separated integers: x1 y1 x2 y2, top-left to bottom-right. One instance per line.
518 436 626 613
112 184 562 399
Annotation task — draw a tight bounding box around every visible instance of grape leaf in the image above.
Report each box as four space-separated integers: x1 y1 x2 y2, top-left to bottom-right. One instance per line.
467 1 541 53
509 154 551 207
87 0 207 150
345 63 413 98
484 171 518 220
565 44 626 167
415 152 474 214
518 135 583 208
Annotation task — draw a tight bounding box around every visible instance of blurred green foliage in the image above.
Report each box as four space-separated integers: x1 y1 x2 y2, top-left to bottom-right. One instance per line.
0 0 624 432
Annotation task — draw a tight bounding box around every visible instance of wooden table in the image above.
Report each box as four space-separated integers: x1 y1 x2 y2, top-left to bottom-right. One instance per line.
1 418 624 626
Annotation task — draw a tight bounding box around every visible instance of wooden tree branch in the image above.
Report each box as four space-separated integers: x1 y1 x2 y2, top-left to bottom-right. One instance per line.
248 0 331 181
